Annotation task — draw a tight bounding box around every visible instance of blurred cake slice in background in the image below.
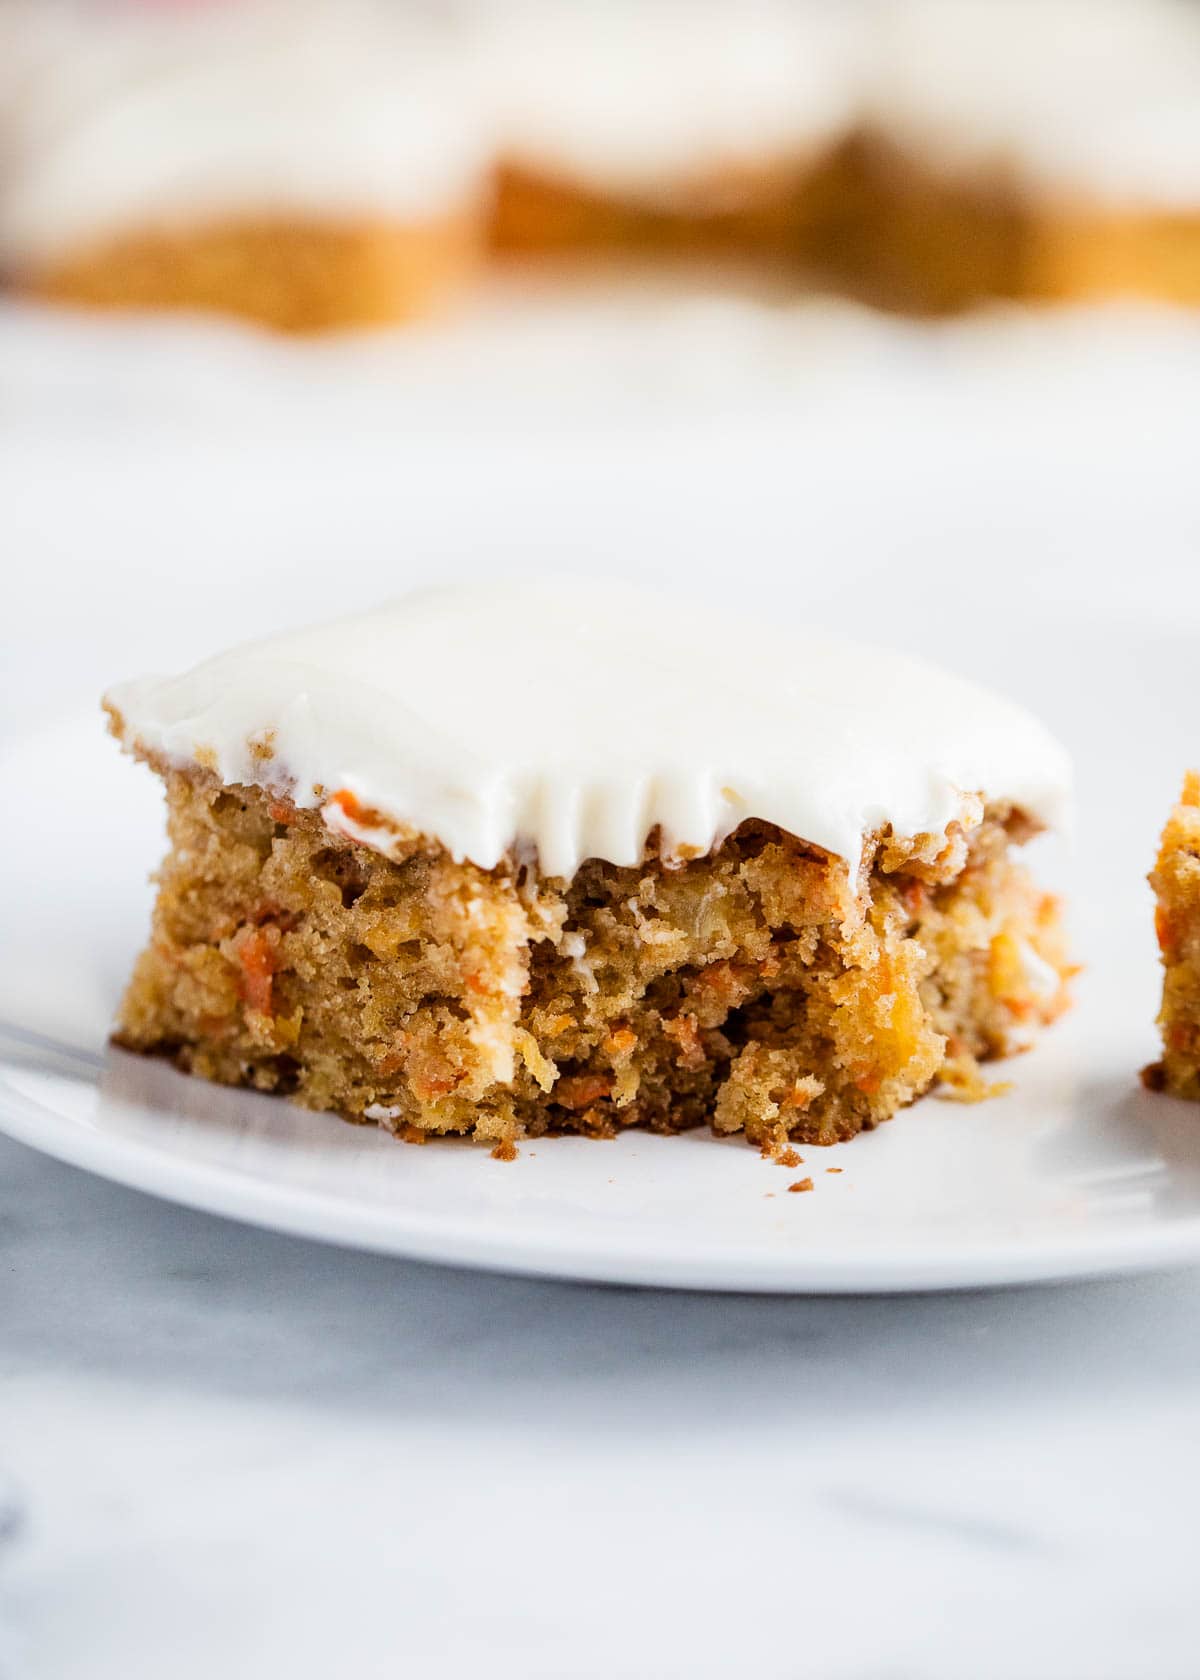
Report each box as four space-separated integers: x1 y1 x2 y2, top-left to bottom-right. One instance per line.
0 0 492 333
830 0 1200 314
3 0 1195 330
484 0 867 262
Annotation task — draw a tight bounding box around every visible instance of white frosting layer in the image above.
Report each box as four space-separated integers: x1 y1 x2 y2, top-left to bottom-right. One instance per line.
484 1 867 205
872 0 1200 208
0 0 491 268
107 579 1071 880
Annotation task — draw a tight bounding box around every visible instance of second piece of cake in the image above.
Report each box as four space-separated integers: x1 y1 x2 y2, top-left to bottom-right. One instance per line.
1145 774 1200 1098
105 579 1073 1157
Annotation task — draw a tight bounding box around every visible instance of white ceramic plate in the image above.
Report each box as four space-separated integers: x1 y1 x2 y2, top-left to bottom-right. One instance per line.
4 703 1200 1293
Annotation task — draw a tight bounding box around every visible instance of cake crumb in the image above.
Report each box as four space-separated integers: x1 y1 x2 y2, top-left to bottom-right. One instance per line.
491 1138 519 1162
400 1124 427 1145
826 1166 843 1174
776 1146 803 1168
247 728 277 762
788 1177 814 1194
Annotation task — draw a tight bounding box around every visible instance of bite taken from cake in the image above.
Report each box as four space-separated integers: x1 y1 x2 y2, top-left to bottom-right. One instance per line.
105 580 1073 1158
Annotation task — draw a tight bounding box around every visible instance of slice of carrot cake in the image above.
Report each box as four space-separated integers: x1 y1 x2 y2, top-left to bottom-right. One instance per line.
0 0 491 334
1144 774 1200 1098
104 579 1073 1156
484 0 866 260
829 0 1200 314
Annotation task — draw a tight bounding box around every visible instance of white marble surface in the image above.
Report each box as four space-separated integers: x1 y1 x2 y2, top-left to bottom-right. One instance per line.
4 290 1200 1678
5 1130 1200 1680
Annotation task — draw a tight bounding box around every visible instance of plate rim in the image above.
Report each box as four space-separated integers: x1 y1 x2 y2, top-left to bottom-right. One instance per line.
5 1059 1200 1294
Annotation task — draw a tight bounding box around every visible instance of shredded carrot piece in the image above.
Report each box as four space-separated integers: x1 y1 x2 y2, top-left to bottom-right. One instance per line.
604 1027 638 1057
555 1074 612 1110
330 788 368 823
231 926 276 1016
1156 905 1177 957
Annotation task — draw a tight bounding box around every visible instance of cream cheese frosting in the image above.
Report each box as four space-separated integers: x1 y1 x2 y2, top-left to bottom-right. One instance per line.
106 579 1071 881
0 0 491 270
870 0 1200 209
483 0 868 205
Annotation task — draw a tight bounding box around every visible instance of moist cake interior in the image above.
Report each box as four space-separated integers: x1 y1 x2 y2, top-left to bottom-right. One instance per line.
114 764 1071 1157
